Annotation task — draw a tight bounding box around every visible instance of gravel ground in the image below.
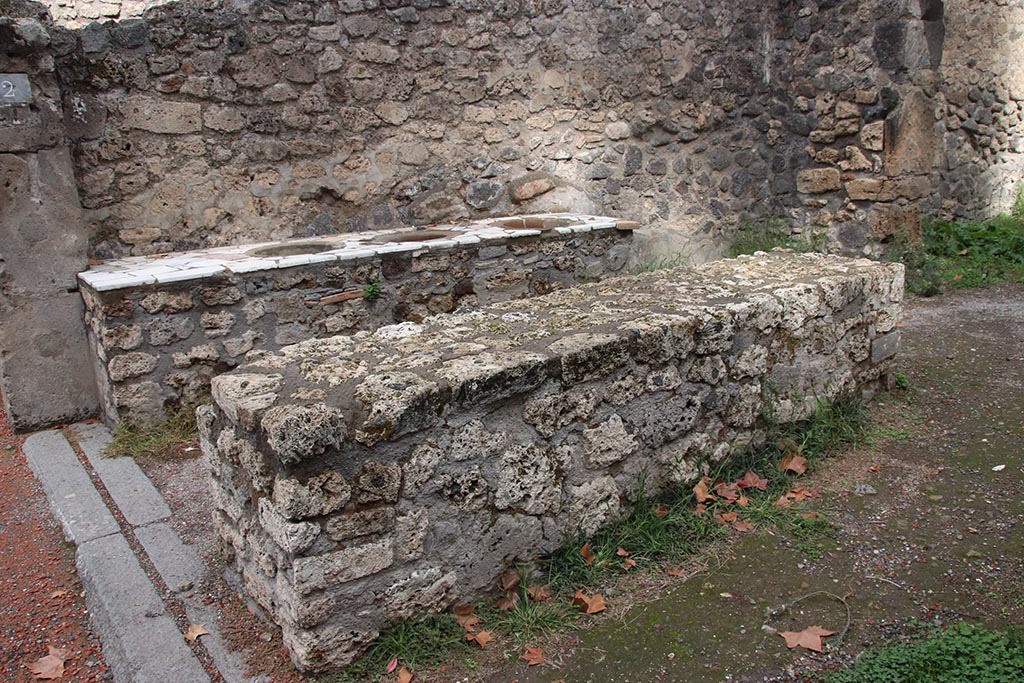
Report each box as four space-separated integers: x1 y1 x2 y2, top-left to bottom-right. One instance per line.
0 410 109 682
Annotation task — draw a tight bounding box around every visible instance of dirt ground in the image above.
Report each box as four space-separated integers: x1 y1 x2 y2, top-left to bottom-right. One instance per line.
0 409 109 681
2 283 1019 683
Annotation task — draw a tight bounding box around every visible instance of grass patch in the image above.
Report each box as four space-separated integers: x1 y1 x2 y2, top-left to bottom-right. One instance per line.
546 397 868 589
824 622 1024 683
105 405 200 460
891 214 1024 296
322 613 471 682
728 217 825 257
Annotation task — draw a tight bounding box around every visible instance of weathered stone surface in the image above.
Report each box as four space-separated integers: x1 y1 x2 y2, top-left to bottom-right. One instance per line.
509 172 556 203
108 351 158 382
796 168 842 193
202 253 903 672
122 96 201 134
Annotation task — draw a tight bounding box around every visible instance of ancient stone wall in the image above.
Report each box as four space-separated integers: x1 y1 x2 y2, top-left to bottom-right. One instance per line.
200 251 904 672
80 221 632 423
51 0 781 260
33 0 1024 263
0 12 99 429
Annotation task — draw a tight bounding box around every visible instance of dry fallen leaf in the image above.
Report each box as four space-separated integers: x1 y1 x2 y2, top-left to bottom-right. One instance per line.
572 590 607 614
497 595 519 611
781 452 809 475
398 666 414 683
501 571 521 593
28 646 70 680
184 624 209 643
616 547 631 557
714 480 741 502
665 566 687 577
622 558 637 571
580 543 596 566
466 630 494 648
521 646 544 666
733 519 755 532
693 503 707 516
779 626 836 652
527 584 552 602
387 658 399 673
653 504 670 517
714 511 739 526
737 470 769 491
693 477 716 503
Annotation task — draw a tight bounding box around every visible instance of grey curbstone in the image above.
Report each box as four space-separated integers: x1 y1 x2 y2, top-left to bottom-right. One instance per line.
72 422 173 527
22 430 120 544
183 601 257 683
135 521 207 594
77 533 211 683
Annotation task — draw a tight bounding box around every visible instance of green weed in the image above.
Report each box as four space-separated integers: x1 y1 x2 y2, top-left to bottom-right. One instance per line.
106 405 199 460
894 372 910 390
362 279 382 302
632 253 687 274
321 613 471 682
891 214 1024 296
485 593 577 645
728 217 825 257
824 622 1024 683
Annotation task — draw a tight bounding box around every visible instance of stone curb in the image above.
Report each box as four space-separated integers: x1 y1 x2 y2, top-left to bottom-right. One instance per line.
23 425 252 683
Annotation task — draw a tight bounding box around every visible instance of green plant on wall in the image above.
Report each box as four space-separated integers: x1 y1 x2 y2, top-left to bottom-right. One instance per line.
362 279 382 302
728 217 825 257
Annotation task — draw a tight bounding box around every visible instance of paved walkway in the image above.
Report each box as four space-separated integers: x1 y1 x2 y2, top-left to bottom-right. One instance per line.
22 424 252 683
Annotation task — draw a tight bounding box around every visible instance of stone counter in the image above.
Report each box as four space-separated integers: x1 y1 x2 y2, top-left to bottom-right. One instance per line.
200 251 904 672
78 214 633 423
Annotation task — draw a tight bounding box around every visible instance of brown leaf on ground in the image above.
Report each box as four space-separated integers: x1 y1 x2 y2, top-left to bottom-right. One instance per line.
580 543 596 566
737 470 769 491
501 571 521 593
693 477 716 503
733 519 755 532
736 495 751 508
616 547 631 557
774 495 793 509
665 566 687 577
454 606 479 632
497 595 519 611
622 558 637 571
693 503 707 516
387 658 399 673
527 584 552 602
521 647 544 666
466 630 495 648
779 626 836 652
572 591 607 614
714 511 739 526
801 511 820 519
653 504 670 517
28 646 70 680
184 624 209 643
781 452 809 475
714 480 741 502
398 666 414 683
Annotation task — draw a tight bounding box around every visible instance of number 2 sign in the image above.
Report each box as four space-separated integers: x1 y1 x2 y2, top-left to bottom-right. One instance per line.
0 74 33 105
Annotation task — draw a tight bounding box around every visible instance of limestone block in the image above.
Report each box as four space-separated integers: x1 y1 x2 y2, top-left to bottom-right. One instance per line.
861 120 885 152
122 96 201 134
107 351 158 382
325 508 395 542
261 403 346 465
258 498 320 554
101 324 143 351
211 373 282 430
796 168 842 193
568 477 622 537
274 471 352 520
292 540 394 595
147 317 194 346
494 444 562 514
139 291 194 314
582 414 638 467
